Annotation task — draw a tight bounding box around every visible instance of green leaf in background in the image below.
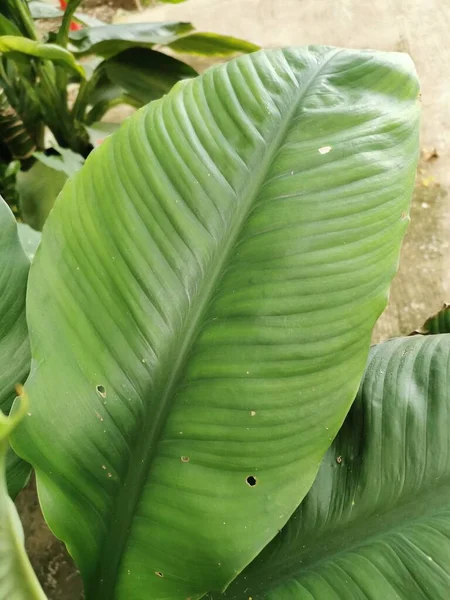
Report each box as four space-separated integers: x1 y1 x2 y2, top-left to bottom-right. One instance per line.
0 36 85 78
223 334 450 599
0 14 22 36
27 1 63 20
102 47 197 106
0 198 30 423
17 161 68 231
69 21 195 57
12 47 419 600
413 303 450 334
0 392 47 600
167 32 260 56
0 198 31 498
34 146 85 178
17 223 41 260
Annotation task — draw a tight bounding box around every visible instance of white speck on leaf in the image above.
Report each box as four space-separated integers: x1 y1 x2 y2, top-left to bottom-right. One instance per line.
250 411 256 416
319 146 332 154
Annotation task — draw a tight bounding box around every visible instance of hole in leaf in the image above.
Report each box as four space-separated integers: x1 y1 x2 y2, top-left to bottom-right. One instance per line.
155 571 164 578
246 475 257 487
96 385 106 398
181 456 190 463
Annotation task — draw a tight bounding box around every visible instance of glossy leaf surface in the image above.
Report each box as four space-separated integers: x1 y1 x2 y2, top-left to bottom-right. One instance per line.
223 334 450 599
12 47 419 600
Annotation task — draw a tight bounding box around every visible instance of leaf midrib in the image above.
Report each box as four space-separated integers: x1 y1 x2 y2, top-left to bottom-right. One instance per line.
91 48 344 599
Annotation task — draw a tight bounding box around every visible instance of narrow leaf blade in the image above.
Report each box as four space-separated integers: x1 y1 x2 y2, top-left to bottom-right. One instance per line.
167 32 260 56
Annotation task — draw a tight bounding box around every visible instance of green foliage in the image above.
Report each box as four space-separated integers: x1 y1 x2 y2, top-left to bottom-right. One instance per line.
0 0 258 230
221 334 450 599
0 198 32 499
9 46 421 599
0 392 47 599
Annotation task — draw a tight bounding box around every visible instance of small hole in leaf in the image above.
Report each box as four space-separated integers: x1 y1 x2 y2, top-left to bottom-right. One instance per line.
155 571 164 578
246 475 257 487
181 456 190 463
336 455 343 464
96 385 106 398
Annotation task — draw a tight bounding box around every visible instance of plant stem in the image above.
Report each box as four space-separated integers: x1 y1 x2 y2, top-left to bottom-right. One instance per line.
5 0 37 40
56 0 84 48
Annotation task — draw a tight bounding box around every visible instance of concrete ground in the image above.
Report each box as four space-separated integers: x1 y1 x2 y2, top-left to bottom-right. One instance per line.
124 0 450 339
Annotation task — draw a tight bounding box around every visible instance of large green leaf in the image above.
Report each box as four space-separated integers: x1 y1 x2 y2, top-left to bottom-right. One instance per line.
68 22 194 57
102 47 197 106
0 198 32 499
167 32 260 56
12 47 419 600
223 334 450 599
0 393 47 600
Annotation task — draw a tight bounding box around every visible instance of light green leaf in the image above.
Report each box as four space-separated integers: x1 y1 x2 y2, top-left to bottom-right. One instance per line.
224 334 450 599
167 32 260 56
69 21 194 57
0 198 32 499
17 223 41 261
0 36 84 78
102 48 197 106
0 394 47 600
12 47 419 599
17 161 68 231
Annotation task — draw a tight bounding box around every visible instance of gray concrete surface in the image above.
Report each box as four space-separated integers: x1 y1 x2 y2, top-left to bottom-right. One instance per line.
123 0 450 340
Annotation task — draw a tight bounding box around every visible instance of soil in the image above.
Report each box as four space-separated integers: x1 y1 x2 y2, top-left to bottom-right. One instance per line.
15 478 84 599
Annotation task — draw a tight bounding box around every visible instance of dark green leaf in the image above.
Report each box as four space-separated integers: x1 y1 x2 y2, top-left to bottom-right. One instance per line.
17 160 68 230
414 303 450 335
6 445 31 499
12 48 419 599
167 32 260 56
223 334 450 599
0 14 22 36
103 47 197 105
69 21 194 57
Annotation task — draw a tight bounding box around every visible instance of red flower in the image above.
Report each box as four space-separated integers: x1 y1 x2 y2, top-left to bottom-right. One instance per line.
59 0 82 31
